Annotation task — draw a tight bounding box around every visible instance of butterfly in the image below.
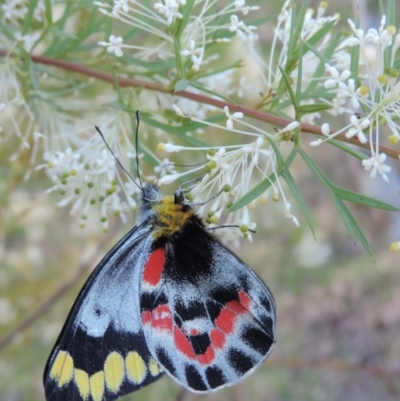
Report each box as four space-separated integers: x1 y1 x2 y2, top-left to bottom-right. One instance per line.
43 183 276 401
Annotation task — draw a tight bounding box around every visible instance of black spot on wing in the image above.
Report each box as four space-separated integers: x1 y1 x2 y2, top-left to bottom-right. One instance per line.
141 291 168 312
189 332 211 355
156 348 176 376
185 365 208 391
206 287 239 321
174 300 208 322
45 379 78 401
241 326 274 355
228 348 255 375
205 366 227 388
260 296 273 314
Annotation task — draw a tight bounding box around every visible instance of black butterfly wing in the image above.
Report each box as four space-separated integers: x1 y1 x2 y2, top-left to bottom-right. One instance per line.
44 224 165 401
139 222 276 392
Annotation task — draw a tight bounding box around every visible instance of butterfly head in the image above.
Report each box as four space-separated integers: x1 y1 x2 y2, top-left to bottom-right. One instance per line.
138 184 195 239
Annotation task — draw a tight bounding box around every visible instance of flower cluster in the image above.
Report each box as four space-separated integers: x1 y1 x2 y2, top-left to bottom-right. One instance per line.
96 0 260 71
157 105 300 243
311 16 399 183
35 117 145 231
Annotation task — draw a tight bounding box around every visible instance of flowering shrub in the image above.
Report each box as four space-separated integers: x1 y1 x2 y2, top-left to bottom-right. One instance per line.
0 0 399 251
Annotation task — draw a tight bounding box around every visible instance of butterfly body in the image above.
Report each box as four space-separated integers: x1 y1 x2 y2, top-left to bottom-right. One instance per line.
44 184 276 401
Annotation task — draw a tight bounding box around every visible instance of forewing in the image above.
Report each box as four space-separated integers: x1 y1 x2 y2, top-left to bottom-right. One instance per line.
140 227 276 392
44 225 164 401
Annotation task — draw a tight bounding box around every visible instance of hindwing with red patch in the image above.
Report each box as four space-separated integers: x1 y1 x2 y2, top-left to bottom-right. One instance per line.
139 223 276 392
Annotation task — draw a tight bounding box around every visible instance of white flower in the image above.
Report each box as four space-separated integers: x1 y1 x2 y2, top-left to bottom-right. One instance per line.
113 0 130 13
99 35 124 57
345 115 370 143
362 153 391 182
154 0 183 25
224 105 243 129
180 40 204 71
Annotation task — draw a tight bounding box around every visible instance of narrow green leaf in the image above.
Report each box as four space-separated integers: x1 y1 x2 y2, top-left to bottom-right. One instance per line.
228 145 292 212
44 0 53 25
333 186 400 211
49 28 79 39
288 1 307 58
23 0 39 35
304 20 337 50
336 198 372 255
173 37 185 79
228 171 278 213
282 169 315 235
298 147 332 187
305 31 342 93
296 41 304 101
349 17 360 79
188 80 235 104
299 147 372 254
319 136 367 161
138 114 209 148
297 103 332 114
175 79 189 92
278 65 298 108
175 0 195 38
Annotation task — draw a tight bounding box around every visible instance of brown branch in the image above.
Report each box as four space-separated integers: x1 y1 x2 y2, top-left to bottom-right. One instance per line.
0 224 120 350
1 49 398 160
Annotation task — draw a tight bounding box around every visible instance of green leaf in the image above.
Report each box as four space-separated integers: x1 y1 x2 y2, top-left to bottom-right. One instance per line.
335 197 372 255
278 65 298 108
228 171 278 213
349 18 360 79
304 20 337 50
298 147 372 254
175 79 189 92
320 137 367 161
296 103 332 115
228 145 291 212
49 28 79 39
138 113 209 148
175 0 195 38
282 169 315 235
22 0 39 36
333 186 400 211
304 31 342 93
296 41 304 101
44 0 53 25
188 80 235 104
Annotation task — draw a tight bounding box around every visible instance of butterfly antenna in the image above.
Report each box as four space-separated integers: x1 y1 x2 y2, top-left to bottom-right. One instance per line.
135 111 144 191
95 126 142 191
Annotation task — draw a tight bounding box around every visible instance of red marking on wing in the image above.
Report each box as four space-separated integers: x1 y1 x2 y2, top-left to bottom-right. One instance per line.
143 248 165 286
197 345 215 366
210 329 226 349
151 305 173 332
141 311 151 325
174 326 195 360
215 300 247 334
188 328 201 336
239 291 252 310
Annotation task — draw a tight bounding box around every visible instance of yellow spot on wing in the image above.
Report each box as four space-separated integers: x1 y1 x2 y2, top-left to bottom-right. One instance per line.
125 352 146 384
74 369 90 400
104 352 125 393
50 351 74 387
149 358 160 376
90 371 105 401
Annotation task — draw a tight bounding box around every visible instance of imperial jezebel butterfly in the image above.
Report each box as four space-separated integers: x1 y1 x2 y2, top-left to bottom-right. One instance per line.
43 130 276 401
